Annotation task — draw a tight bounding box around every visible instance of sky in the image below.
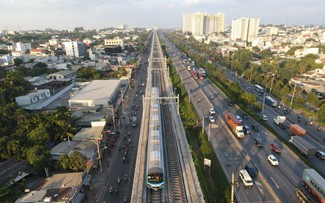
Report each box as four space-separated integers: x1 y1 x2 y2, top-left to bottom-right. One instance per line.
0 0 324 30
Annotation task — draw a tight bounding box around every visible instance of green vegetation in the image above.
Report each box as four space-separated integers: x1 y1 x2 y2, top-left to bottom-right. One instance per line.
168 59 230 203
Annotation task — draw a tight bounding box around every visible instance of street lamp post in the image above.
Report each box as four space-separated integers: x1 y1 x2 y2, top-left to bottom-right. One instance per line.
98 146 107 173
261 73 270 114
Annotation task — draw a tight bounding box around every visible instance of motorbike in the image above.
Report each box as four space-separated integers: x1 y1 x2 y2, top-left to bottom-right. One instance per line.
117 177 120 184
109 186 112 194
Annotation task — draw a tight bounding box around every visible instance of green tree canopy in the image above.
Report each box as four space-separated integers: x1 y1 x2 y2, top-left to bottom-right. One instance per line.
69 151 87 171
26 145 52 173
318 103 325 125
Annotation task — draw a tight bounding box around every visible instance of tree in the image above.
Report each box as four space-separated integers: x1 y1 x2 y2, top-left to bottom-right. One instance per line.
240 92 257 104
26 145 52 173
306 92 318 107
69 151 87 171
294 94 305 107
252 46 260 53
13 58 23 67
318 104 325 125
59 154 71 170
260 49 272 59
27 127 50 145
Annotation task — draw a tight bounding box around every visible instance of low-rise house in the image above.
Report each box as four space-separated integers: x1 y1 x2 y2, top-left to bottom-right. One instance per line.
15 172 84 203
15 89 51 107
47 70 76 81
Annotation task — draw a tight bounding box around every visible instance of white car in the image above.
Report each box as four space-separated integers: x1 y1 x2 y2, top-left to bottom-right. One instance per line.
261 114 268 121
209 116 215 123
268 154 279 166
236 115 242 123
209 108 216 115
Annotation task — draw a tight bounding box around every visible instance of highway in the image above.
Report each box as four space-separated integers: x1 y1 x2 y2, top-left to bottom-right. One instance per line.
162 32 309 202
229 75 325 175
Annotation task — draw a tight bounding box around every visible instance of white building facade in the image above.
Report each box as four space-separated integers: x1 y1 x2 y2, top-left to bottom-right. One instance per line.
64 41 86 58
231 17 260 42
183 12 225 36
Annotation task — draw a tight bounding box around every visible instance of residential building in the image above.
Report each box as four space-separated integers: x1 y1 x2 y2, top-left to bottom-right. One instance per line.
183 12 225 36
1 54 13 66
16 42 32 54
15 89 51 106
30 49 45 56
205 13 225 34
263 26 279 36
47 70 76 81
104 37 124 49
182 13 193 33
15 172 84 203
48 38 59 46
231 17 260 42
64 41 86 58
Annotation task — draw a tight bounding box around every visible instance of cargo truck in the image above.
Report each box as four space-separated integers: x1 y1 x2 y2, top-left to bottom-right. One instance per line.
290 124 306 136
226 112 245 138
289 136 316 156
296 169 325 203
274 116 286 129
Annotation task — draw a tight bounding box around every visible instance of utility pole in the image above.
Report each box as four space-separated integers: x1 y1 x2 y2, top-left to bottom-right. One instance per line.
228 152 240 203
269 70 277 95
290 83 297 108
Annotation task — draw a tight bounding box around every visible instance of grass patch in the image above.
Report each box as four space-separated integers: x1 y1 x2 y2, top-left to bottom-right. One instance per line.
169 62 231 202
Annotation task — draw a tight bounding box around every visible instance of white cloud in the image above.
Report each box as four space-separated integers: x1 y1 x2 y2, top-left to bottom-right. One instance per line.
184 0 217 6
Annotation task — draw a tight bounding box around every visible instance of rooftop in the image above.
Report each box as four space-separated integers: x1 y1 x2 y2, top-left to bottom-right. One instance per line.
50 140 97 160
16 172 82 203
70 79 120 101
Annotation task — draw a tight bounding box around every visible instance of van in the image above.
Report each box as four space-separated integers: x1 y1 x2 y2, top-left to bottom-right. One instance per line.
239 169 253 187
245 163 257 177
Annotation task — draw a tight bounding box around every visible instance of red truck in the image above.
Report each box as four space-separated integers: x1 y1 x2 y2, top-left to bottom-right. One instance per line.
226 112 244 138
289 124 306 136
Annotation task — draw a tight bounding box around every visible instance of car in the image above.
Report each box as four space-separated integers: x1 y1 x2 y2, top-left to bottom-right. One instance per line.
209 116 215 123
268 154 279 166
254 138 264 148
139 89 143 94
243 125 252 135
315 150 325 160
251 124 260 132
134 105 140 110
210 94 215 100
260 114 268 121
242 113 249 119
245 163 258 177
209 108 216 115
236 115 242 123
228 101 234 106
271 142 281 153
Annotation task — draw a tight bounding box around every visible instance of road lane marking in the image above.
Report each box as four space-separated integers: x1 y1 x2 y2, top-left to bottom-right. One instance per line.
270 177 280 189
255 181 264 196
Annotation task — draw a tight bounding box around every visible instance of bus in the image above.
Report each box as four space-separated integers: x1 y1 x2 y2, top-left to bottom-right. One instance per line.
255 85 265 93
265 96 278 107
